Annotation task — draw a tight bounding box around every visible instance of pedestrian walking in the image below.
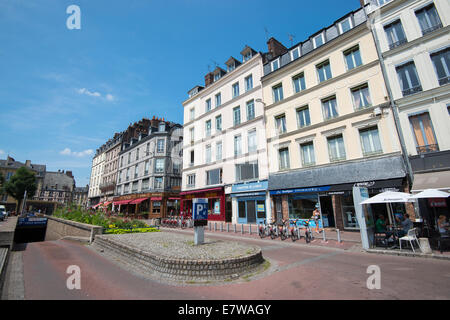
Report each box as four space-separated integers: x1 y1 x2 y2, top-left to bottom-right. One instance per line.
312 205 321 234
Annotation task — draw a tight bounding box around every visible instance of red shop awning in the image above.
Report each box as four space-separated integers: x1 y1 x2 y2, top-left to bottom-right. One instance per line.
92 202 103 208
129 198 148 204
113 200 131 205
150 197 162 201
179 187 223 196
101 201 112 206
168 197 181 200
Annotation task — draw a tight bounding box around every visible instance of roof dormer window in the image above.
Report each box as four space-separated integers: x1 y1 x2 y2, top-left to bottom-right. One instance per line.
214 73 221 81
243 51 252 62
313 33 325 49
159 122 165 132
227 63 235 72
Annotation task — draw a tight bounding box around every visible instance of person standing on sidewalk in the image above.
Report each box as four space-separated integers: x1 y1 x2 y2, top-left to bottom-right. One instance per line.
312 206 321 234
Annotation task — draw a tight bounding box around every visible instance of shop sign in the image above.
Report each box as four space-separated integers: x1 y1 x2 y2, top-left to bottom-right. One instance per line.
270 186 331 195
354 181 375 188
205 192 218 198
214 200 221 214
231 191 266 198
257 204 265 212
232 181 268 193
428 198 447 207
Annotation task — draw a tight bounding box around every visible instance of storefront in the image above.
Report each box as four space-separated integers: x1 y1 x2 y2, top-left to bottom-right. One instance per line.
231 180 269 225
180 187 225 222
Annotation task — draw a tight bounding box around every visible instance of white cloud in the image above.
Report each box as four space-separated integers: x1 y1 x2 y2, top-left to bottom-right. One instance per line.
105 94 115 101
0 149 4 155
60 148 93 157
78 88 101 97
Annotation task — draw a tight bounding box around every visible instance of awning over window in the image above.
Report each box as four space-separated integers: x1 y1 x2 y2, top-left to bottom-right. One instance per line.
92 202 102 208
168 197 181 200
102 201 112 206
150 197 162 201
113 200 131 205
129 198 148 204
411 171 450 192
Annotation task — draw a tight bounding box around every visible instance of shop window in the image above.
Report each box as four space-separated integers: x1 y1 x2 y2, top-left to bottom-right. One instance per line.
152 201 161 214
342 195 359 229
288 194 318 219
257 200 266 219
209 198 221 215
238 201 246 219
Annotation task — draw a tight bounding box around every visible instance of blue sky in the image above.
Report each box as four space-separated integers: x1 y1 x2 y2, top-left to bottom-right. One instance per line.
0 0 360 187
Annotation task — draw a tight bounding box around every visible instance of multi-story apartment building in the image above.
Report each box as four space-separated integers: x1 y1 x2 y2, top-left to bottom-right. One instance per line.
73 185 89 208
88 148 106 206
0 157 46 212
363 0 450 225
262 6 409 230
181 46 271 224
113 117 183 219
38 170 76 205
99 132 123 204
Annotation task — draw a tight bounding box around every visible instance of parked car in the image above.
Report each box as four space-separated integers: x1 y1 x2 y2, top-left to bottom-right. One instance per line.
0 205 6 221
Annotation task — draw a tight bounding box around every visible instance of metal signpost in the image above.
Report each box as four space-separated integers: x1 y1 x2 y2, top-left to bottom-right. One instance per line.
192 198 208 245
353 186 372 250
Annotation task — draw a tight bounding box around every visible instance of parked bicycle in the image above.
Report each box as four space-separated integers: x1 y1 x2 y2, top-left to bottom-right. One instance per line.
290 219 301 242
301 219 314 243
279 219 289 241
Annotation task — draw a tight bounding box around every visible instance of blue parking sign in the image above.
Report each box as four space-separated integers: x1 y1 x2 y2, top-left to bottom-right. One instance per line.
193 198 208 220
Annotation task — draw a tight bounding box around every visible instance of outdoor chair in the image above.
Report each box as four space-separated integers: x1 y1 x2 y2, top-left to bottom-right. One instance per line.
399 228 421 253
374 231 388 247
436 233 450 254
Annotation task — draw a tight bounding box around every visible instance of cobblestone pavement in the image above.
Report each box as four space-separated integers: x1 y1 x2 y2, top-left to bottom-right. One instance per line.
101 232 260 260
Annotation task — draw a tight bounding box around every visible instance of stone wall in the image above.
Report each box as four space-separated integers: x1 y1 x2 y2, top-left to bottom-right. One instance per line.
44 216 103 242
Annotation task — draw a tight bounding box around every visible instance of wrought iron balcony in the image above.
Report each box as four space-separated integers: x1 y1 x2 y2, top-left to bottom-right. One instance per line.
421 22 443 36
402 85 422 97
438 76 450 86
388 38 407 50
417 144 439 154
99 181 116 192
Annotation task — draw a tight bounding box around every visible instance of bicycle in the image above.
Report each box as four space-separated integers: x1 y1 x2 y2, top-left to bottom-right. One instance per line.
290 219 301 242
269 220 278 239
301 219 314 243
258 220 267 239
279 219 289 241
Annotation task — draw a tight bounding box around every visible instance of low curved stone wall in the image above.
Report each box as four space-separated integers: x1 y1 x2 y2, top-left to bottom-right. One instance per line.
93 234 264 280
45 215 103 242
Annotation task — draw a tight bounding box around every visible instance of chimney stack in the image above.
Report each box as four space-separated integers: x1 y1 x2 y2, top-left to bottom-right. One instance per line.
204 72 214 87
25 160 31 167
267 37 288 59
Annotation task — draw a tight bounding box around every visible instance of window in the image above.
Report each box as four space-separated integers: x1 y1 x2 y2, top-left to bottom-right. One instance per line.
415 4 442 35
245 75 253 91
313 33 324 48
384 20 407 50
214 72 221 81
118 170 122 183
360 127 382 156
409 112 439 154
396 61 422 96
215 93 221 107
144 160 149 175
297 106 311 128
292 73 306 93
136 148 139 160
300 142 315 166
233 106 241 126
128 153 131 164
205 145 212 163
227 63 235 72
126 167 130 181
317 60 332 83
236 161 259 181
157 139 165 153
205 98 212 112
159 122 165 132
189 127 194 142
279 148 290 170
271 59 280 71
132 181 138 192
190 108 195 121
246 100 255 121
328 135 346 162
190 150 194 165
154 177 163 189
339 17 353 33
275 114 287 134
142 178 149 190
377 0 391 6
134 165 139 178
351 84 372 110
216 142 222 161
173 162 181 174
291 47 300 60
120 156 123 167
234 135 242 156
272 84 284 103
187 174 196 188
344 46 362 70
205 120 212 137
215 115 222 132
431 47 450 86
232 82 240 98
248 129 257 153
243 51 252 62
124 183 129 194
322 96 339 120
206 168 222 185
155 159 165 173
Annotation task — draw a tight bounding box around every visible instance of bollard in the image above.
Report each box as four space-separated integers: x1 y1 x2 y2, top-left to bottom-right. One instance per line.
241 224 244 234
322 229 326 241
214 222 217 231
227 223 230 233
337 229 341 243
234 224 236 233
220 223 223 232
209 222 211 231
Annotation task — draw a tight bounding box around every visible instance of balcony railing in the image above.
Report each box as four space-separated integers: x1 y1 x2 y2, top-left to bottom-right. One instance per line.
438 76 450 86
402 85 422 97
388 38 407 50
421 22 443 36
417 144 439 154
99 182 116 192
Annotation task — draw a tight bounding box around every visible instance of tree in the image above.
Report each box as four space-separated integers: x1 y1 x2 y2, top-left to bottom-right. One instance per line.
3 167 37 214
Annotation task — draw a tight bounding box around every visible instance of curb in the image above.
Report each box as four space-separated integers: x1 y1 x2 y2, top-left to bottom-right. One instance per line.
365 249 450 261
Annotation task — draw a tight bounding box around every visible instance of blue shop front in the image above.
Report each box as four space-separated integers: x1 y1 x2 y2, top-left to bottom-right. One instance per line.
231 180 269 225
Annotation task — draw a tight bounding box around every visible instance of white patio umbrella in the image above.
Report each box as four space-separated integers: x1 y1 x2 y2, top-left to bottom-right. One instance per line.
410 189 450 199
360 191 414 226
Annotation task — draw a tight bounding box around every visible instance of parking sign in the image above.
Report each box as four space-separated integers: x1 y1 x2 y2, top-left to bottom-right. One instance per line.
193 198 208 221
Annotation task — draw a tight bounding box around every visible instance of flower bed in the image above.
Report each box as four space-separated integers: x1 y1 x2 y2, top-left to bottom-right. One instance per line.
53 206 159 235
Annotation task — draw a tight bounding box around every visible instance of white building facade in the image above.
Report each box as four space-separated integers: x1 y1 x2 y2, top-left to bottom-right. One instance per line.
181 46 272 225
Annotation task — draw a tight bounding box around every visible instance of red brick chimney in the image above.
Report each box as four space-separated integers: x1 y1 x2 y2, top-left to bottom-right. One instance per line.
267 37 288 58
204 72 214 87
